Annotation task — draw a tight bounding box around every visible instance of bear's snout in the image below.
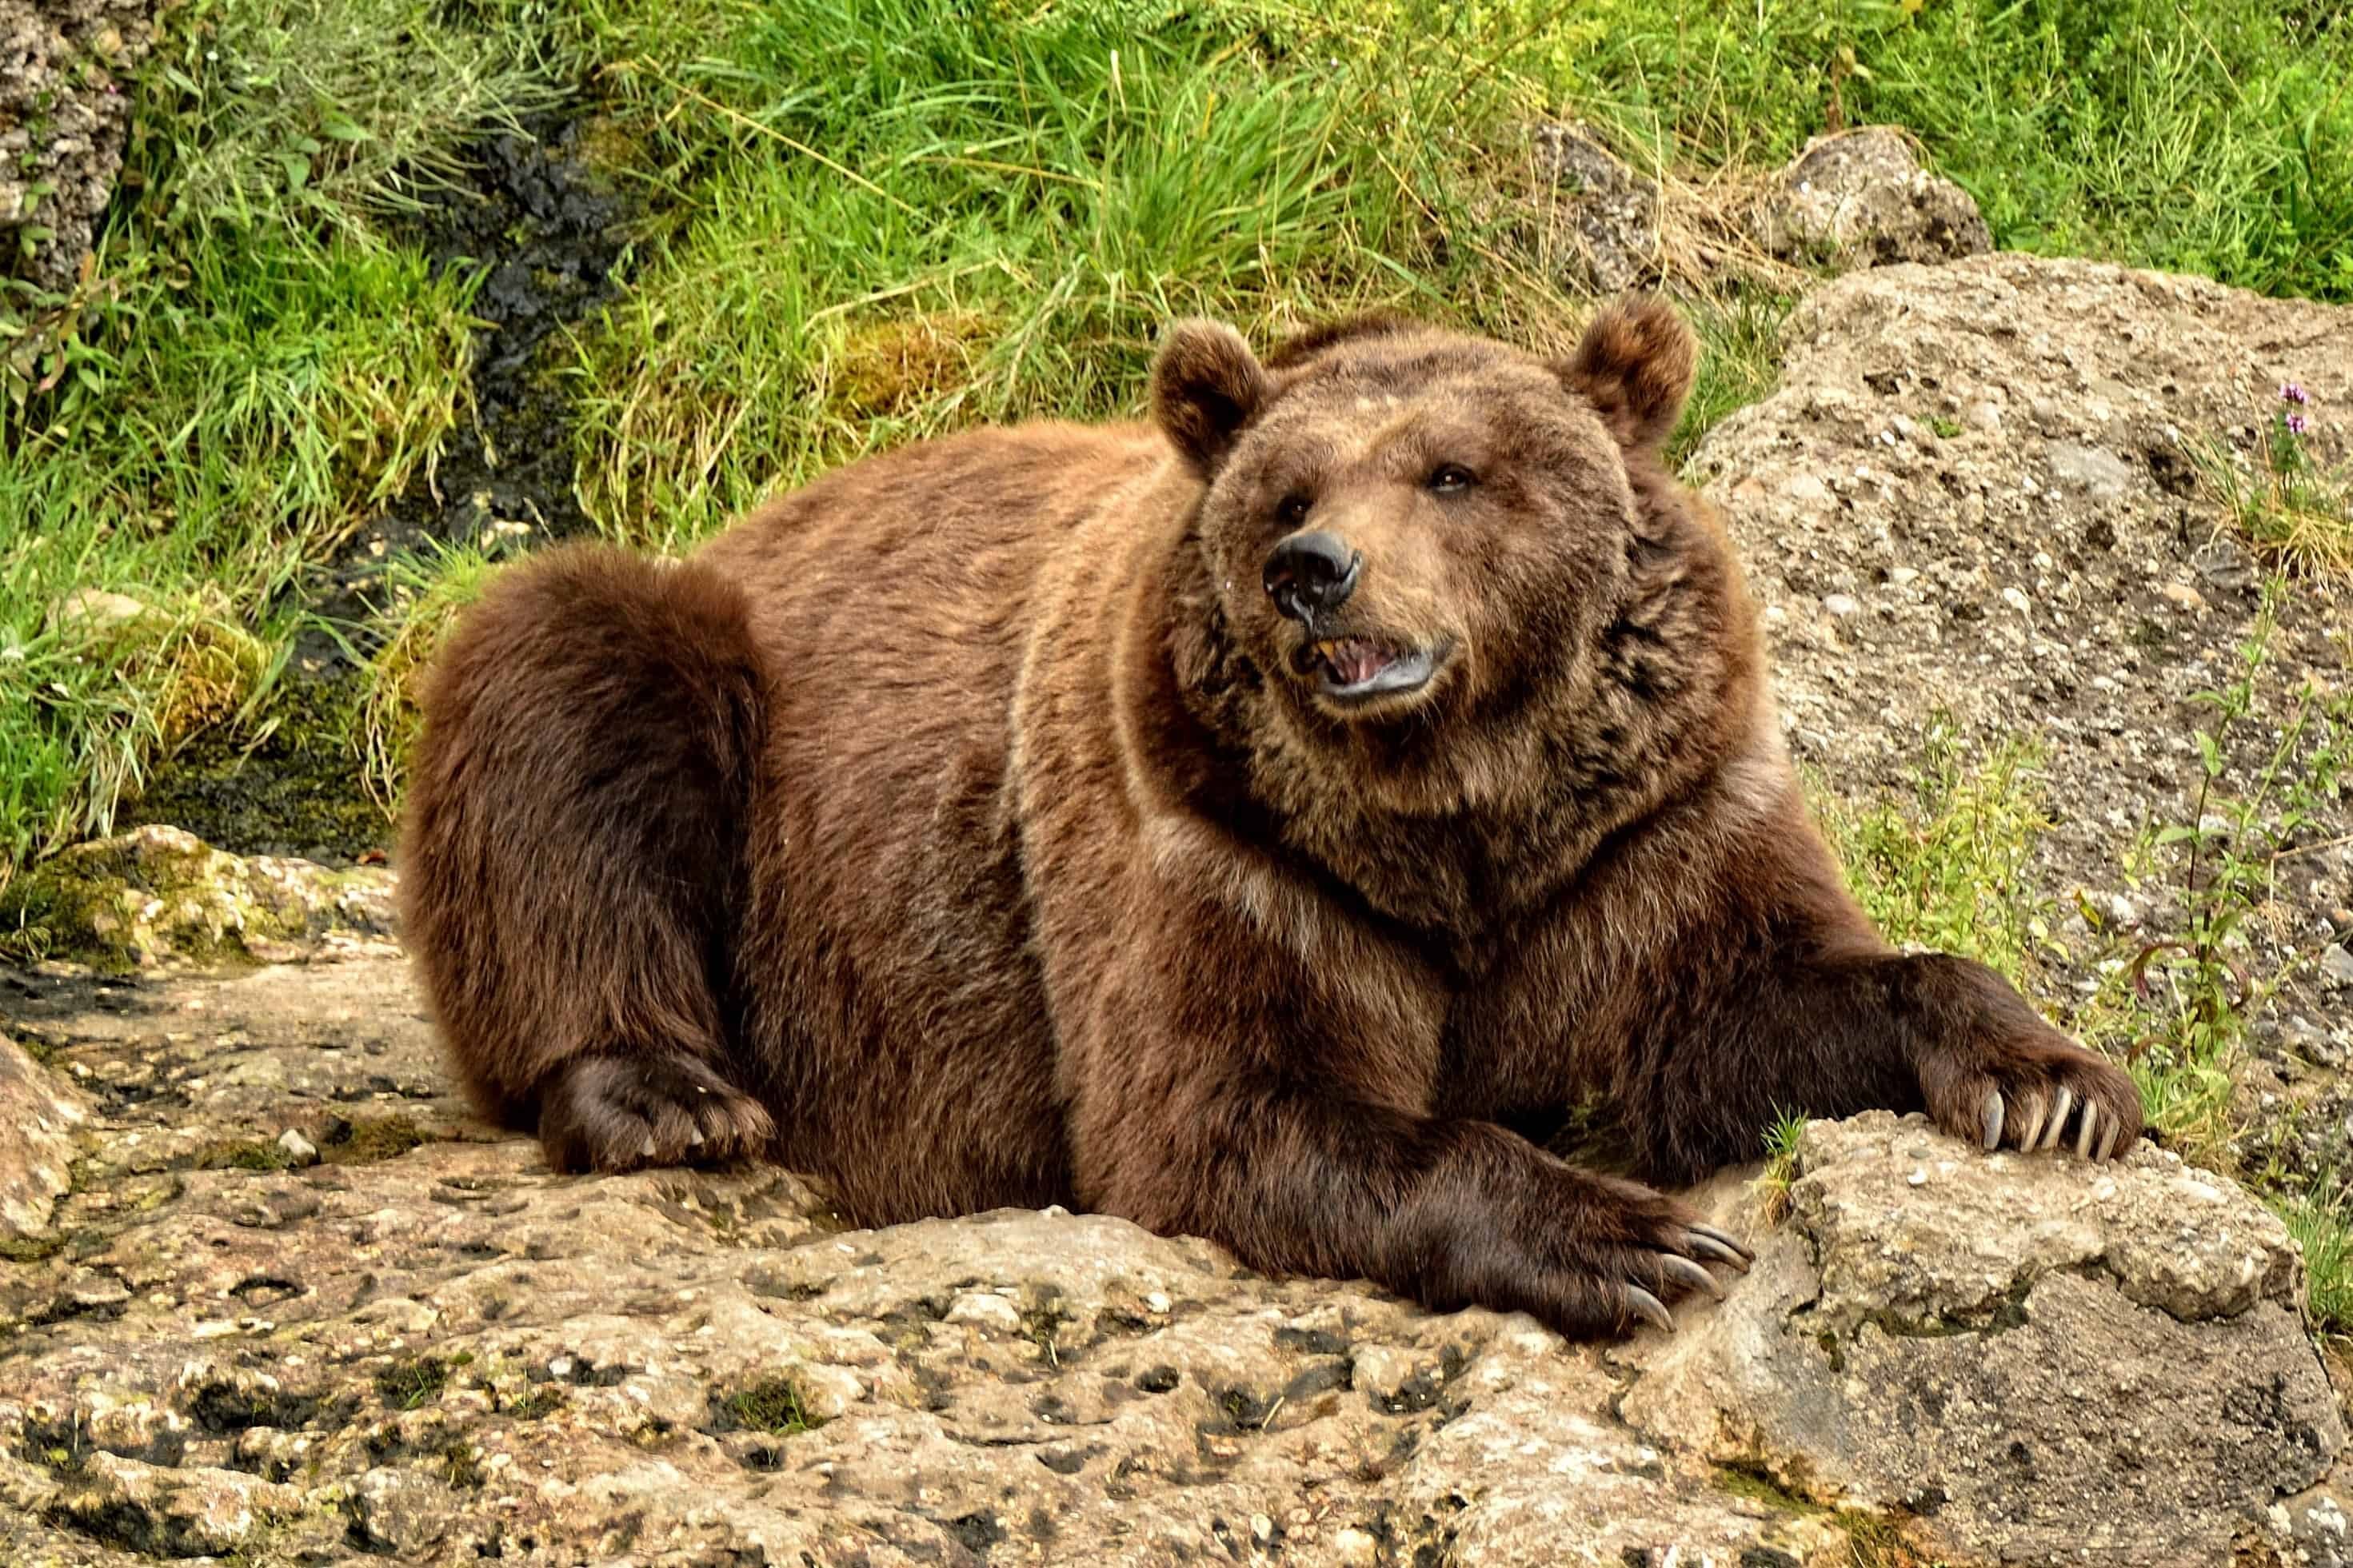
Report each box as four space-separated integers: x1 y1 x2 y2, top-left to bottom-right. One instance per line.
1262 529 1361 624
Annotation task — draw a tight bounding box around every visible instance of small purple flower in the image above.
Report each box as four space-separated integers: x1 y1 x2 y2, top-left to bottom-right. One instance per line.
2281 381 2310 406
2286 412 2310 436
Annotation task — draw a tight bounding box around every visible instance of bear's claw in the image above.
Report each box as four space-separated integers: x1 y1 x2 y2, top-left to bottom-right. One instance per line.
2040 1086 2075 1151
1624 1283 1675 1332
1685 1223 1752 1271
1663 1255 1726 1300
538 1052 776 1175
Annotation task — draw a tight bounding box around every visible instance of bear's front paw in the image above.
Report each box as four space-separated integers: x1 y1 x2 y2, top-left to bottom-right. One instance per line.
1922 1025 2143 1163
1515 1173 1755 1338
537 1052 777 1175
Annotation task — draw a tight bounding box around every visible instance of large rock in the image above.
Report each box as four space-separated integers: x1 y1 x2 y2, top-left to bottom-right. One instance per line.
1625 1113 2339 1565
0 0 155 294
1694 252 2353 1073
1528 121 1662 294
1746 126 1992 268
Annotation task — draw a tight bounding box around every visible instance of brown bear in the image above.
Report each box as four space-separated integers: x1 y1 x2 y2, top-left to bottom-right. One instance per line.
398 297 2144 1338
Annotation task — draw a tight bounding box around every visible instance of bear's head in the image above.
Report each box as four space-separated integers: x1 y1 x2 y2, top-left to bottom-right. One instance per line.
1151 298 1754 833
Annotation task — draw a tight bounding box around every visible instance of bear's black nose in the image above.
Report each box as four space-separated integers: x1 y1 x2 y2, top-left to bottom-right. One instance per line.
1263 530 1361 623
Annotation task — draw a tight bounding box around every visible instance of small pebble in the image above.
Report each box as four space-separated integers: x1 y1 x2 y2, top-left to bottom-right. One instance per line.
277 1128 319 1167
1823 592 1862 617
945 1293 1024 1333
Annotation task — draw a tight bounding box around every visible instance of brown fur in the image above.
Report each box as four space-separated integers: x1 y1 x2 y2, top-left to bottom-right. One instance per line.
400 296 2144 1338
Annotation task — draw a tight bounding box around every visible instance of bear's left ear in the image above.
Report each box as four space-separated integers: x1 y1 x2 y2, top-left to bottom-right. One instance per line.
1151 319 1271 477
1556 295 1696 453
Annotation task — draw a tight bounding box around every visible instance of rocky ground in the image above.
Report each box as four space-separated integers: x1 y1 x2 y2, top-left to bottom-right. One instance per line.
2 251 2351 1566
0 946 2341 1567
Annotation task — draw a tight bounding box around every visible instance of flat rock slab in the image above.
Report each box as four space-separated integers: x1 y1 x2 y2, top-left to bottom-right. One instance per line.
0 953 1850 1566
0 948 2342 1566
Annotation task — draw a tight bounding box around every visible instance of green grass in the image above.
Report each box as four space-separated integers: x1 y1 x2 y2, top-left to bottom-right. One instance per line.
1396 0 2353 301
0 0 572 886
1822 721 2060 984
1670 289 1795 472
2277 1181 2353 1336
563 0 1527 551
712 1376 821 1437
374 1355 451 1410
1752 1109 1811 1225
349 541 504 812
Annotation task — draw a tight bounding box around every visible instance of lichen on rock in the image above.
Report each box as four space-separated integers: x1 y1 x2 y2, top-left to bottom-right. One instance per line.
3 824 396 972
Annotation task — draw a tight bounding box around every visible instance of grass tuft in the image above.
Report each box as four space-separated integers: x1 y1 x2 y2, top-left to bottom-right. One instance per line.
1752 1109 1810 1226
1671 288 1794 471
712 1376 822 1438
374 1355 450 1411
350 543 505 816
2275 1180 2353 1337
1821 721 2059 987
2198 393 2353 585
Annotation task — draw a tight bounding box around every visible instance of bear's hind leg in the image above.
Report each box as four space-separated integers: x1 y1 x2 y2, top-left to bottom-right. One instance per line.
398 542 777 1174
537 1053 775 1175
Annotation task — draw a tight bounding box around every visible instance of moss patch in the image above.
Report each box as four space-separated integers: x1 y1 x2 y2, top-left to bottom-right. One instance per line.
318 1115 432 1166
374 1355 451 1411
1712 1462 1826 1516
124 668 388 864
193 1139 298 1174
709 1377 824 1438
829 310 996 420
502 1385 568 1422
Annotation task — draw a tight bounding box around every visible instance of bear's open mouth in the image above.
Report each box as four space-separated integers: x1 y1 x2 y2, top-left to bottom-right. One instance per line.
1290 635 1443 704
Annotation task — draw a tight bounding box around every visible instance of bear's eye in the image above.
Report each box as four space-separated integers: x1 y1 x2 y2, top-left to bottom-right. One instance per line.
1427 464 1476 495
1276 493 1313 527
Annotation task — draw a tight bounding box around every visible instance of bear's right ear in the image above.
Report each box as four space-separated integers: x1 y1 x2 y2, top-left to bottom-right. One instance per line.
1151 319 1271 478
